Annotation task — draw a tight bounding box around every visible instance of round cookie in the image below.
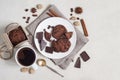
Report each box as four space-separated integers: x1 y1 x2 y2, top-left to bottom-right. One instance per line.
52 25 67 39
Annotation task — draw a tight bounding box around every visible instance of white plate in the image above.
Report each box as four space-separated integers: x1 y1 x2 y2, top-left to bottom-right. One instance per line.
34 17 76 59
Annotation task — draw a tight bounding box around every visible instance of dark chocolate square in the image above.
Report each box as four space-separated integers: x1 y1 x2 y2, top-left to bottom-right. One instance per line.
36 32 43 41
39 39 47 51
74 57 81 68
45 46 53 54
80 51 90 62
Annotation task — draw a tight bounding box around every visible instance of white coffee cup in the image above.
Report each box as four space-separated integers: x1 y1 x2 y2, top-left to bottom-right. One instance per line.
14 41 38 70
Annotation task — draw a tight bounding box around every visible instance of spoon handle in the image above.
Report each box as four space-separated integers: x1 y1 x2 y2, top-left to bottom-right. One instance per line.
46 65 64 77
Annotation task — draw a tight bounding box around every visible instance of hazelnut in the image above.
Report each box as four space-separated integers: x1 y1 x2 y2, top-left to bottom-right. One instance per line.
73 21 80 26
69 16 77 20
36 4 42 9
20 67 29 72
29 68 35 74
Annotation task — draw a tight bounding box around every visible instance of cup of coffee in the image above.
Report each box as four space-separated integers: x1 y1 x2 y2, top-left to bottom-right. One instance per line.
14 42 38 70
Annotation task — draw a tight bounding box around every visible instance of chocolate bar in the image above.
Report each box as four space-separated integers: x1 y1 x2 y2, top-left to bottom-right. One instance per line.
80 51 90 62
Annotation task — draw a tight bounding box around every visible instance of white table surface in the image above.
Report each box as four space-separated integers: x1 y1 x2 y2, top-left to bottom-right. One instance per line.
0 0 120 80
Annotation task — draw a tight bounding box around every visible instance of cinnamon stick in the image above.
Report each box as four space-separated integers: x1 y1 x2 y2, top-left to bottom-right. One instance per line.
46 12 54 17
49 9 60 17
80 19 88 37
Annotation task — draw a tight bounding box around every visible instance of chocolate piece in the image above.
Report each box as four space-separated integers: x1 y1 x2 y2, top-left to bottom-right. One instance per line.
47 25 52 29
65 32 73 39
80 51 90 62
9 26 27 46
44 30 51 42
52 25 67 39
70 8 73 12
77 17 80 20
36 32 43 41
31 8 37 13
32 14 38 17
45 46 53 53
26 17 30 23
70 14 73 16
22 17 26 19
74 57 81 68
25 9 28 12
75 7 83 14
39 39 47 51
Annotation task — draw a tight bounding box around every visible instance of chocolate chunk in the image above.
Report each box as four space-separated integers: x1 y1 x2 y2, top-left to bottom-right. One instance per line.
47 25 53 29
39 39 47 51
74 57 81 68
22 17 26 19
77 17 80 20
36 32 43 41
26 17 30 23
32 14 38 17
45 46 53 53
70 8 73 12
75 7 83 14
31 8 37 13
80 51 90 62
70 14 73 16
25 9 29 12
44 30 51 42
65 32 73 39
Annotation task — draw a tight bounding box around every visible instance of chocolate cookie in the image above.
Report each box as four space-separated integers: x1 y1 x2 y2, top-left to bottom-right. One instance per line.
52 25 67 39
52 38 71 52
